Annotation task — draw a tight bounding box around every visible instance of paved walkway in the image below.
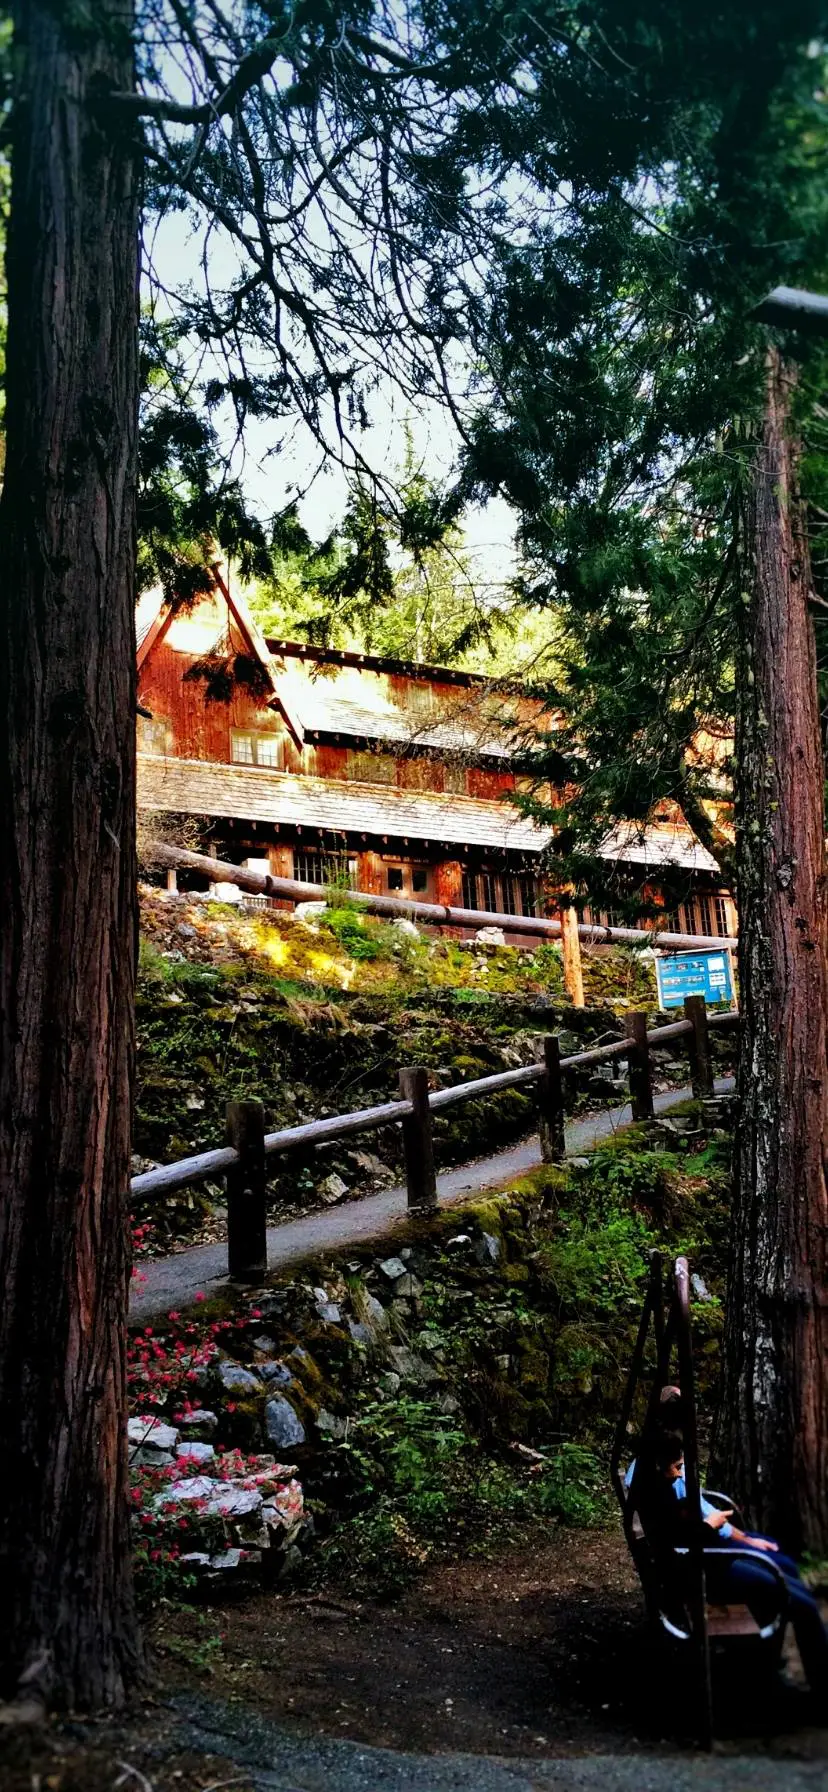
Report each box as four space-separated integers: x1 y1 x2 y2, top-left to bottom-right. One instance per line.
167 1690 827 1792
131 1080 733 1320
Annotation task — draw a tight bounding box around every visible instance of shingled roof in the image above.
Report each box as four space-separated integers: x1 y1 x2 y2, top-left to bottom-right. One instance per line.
137 754 550 854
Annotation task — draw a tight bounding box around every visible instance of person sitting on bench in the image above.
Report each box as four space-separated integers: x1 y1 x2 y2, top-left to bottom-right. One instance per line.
625 1388 736 1539
636 1432 828 1700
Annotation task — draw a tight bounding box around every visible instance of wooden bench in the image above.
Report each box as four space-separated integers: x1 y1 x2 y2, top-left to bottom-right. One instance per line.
611 1253 790 1741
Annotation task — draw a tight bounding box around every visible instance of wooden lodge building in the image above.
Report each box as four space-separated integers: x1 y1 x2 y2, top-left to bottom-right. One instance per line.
136 574 736 939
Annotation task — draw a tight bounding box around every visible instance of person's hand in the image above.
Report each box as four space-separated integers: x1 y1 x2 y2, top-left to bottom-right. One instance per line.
705 1508 734 1528
746 1535 778 1552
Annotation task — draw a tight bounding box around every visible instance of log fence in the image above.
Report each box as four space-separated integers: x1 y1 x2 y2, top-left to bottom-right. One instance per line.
130 1001 740 1279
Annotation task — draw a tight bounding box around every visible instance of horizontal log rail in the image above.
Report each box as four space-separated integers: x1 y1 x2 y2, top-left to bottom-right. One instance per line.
149 841 738 953
130 1004 740 1276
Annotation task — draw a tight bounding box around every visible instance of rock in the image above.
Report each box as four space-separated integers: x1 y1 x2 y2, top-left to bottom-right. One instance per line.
569 1157 591 1171
175 1441 215 1466
260 1360 293 1386
417 1329 445 1357
315 1301 341 1325
293 900 327 921
348 1150 391 1181
475 926 506 945
252 1293 289 1321
475 1233 501 1267
319 1173 349 1205
154 1475 216 1510
265 1396 306 1449
393 1273 421 1298
378 1371 401 1396
388 1346 439 1385
446 1234 472 1250
250 1333 279 1355
217 1362 262 1395
391 918 420 941
278 1544 304 1579
130 1447 175 1468
691 1273 712 1302
438 1394 461 1416
206 1485 263 1520
185 1093 205 1111
263 1478 304 1529
361 1293 389 1334
128 1417 179 1453
316 1409 348 1440
176 923 196 940
179 1409 218 1436
209 1548 247 1571
347 1320 371 1346
179 1552 211 1569
378 1256 407 1281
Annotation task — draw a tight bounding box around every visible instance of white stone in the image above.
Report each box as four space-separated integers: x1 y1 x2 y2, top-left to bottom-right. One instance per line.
209 1548 245 1570
475 926 506 945
294 900 328 921
175 1441 215 1466
179 1552 211 1569
217 1362 262 1394
392 918 420 941
154 1475 215 1509
128 1417 179 1452
206 1485 263 1520
378 1256 406 1281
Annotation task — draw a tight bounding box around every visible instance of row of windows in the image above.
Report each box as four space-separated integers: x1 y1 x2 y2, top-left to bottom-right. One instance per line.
293 847 358 889
597 894 733 937
461 870 538 919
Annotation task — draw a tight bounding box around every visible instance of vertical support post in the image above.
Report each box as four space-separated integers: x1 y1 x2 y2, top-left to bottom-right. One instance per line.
625 1012 654 1120
684 994 714 1099
559 903 585 1007
226 1099 267 1280
399 1066 437 1208
538 1035 566 1163
166 867 178 893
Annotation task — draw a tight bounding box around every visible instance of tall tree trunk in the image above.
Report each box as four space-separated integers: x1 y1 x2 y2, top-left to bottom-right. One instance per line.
0 2 142 1706
715 347 828 1555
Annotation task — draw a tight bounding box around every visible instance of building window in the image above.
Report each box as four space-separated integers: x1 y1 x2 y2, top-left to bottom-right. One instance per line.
387 866 404 892
501 875 518 916
714 894 731 937
406 683 435 719
444 761 467 794
137 714 168 755
518 874 538 918
347 750 396 784
695 894 713 937
412 866 428 894
293 847 357 888
231 730 284 768
461 871 477 911
479 871 498 913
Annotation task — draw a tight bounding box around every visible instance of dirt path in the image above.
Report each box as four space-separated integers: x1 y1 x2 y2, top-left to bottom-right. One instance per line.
4 1524 825 1792
131 1080 733 1320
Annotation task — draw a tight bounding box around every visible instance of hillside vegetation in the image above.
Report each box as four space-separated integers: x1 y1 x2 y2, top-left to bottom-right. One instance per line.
134 888 658 1251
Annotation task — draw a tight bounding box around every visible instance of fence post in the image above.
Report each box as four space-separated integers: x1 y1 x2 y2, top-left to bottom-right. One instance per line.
625 1012 654 1121
399 1066 438 1208
684 995 714 1099
538 1035 566 1163
559 904 585 1008
226 1099 268 1280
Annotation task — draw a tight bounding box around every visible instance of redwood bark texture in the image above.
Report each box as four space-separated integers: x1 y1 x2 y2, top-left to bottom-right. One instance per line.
715 349 828 1555
0 3 142 1704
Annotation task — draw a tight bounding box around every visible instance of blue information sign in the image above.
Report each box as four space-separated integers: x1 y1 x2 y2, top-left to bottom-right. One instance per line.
654 949 734 1011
